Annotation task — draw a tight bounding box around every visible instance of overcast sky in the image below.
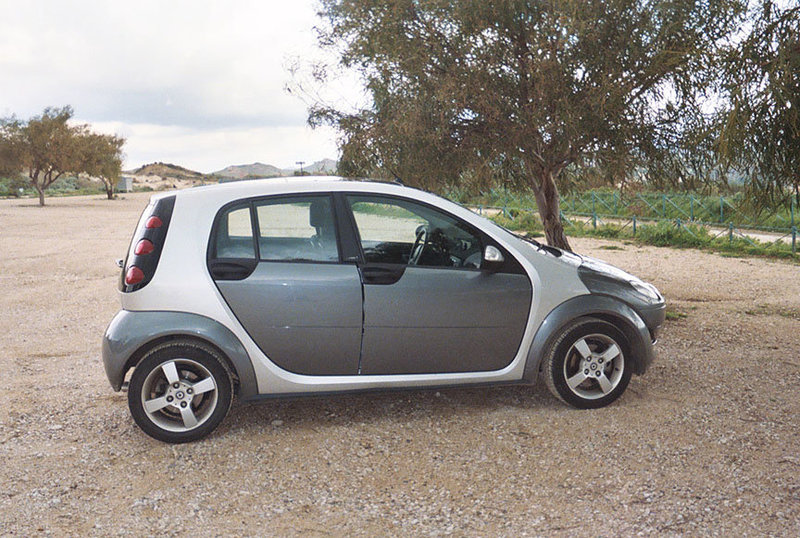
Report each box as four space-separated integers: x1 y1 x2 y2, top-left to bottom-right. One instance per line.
0 0 356 172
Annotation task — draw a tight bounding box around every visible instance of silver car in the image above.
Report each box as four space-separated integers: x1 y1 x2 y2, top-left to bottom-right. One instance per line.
103 178 665 443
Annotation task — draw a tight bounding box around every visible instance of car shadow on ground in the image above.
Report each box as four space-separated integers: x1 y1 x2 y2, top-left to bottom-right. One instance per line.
217 383 561 438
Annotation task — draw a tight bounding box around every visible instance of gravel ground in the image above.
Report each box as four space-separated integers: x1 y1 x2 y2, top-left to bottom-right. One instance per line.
1 192 798 536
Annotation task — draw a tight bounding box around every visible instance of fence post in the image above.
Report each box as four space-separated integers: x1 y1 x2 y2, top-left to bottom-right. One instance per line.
613 192 618 215
720 196 724 222
792 226 797 255
478 204 483 215
632 215 637 236
662 195 667 218
729 222 734 243
690 196 694 222
592 191 596 216
791 197 795 228
593 210 597 229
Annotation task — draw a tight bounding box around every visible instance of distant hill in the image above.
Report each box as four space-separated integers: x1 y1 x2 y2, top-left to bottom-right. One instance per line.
122 159 338 190
127 162 208 181
216 159 338 179
213 162 284 179
298 158 337 175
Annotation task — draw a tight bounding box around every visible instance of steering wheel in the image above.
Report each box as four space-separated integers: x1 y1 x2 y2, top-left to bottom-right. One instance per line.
409 225 429 265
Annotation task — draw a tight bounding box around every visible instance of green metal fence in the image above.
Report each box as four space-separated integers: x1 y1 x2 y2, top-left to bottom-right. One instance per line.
470 190 798 255
561 191 796 232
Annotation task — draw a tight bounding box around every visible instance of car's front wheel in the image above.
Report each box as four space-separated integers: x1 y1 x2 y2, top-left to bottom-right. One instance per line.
128 340 233 443
544 318 632 409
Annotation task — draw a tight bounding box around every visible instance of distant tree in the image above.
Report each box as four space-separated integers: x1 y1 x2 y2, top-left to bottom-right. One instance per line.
78 130 125 200
309 0 744 249
716 2 800 211
0 106 125 205
0 106 82 206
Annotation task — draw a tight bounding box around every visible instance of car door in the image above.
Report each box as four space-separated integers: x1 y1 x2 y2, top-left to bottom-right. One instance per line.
209 194 363 375
345 194 533 375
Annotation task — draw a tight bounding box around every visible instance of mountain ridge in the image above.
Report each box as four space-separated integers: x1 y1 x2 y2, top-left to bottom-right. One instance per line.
213 158 338 179
125 158 338 180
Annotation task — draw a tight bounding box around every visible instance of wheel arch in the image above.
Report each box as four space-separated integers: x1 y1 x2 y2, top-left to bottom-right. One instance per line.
522 294 655 384
102 310 258 399
122 335 238 388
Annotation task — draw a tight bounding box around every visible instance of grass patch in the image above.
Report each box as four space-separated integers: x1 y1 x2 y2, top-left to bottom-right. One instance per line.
665 308 688 321
744 305 800 320
564 219 798 263
598 245 624 250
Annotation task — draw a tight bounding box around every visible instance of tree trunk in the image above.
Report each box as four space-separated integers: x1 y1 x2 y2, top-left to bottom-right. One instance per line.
533 171 571 251
106 186 114 200
35 184 45 206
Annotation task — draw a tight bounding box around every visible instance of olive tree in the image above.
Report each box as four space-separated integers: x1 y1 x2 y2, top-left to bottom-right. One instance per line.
309 0 744 249
0 106 125 205
716 1 800 211
78 130 125 200
0 106 81 206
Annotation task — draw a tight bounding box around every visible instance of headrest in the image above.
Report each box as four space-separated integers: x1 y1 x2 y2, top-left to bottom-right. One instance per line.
309 199 329 228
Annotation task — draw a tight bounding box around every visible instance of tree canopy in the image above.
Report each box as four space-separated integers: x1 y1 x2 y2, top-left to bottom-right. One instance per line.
310 0 745 249
78 130 125 200
716 1 800 211
0 106 125 205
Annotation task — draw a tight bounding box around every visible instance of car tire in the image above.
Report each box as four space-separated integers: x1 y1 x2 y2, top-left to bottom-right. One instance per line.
544 318 632 409
128 340 233 443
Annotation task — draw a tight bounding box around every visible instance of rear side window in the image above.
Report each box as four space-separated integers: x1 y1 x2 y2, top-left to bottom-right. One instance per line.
214 204 256 259
254 196 339 262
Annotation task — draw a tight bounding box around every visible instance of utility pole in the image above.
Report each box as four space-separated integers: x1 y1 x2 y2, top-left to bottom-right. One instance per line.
296 161 306 176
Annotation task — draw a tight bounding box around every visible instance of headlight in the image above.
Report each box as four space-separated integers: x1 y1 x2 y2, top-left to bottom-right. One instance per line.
631 280 661 302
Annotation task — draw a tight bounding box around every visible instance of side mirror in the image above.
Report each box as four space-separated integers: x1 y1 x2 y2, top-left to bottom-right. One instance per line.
482 245 504 272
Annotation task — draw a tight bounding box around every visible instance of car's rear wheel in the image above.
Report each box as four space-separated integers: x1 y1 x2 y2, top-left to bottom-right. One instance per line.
544 318 632 409
128 341 233 443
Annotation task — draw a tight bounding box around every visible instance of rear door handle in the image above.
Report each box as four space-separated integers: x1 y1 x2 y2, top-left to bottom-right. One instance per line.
209 259 258 281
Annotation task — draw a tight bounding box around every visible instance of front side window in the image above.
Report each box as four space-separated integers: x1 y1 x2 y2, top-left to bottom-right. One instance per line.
254 196 340 262
347 195 483 268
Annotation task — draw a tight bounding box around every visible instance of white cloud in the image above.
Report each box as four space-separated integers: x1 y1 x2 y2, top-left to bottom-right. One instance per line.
0 0 352 170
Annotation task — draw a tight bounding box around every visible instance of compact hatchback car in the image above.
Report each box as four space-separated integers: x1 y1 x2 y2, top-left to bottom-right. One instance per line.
103 177 665 443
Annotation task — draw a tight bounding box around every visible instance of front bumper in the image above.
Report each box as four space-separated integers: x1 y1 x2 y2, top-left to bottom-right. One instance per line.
639 301 667 343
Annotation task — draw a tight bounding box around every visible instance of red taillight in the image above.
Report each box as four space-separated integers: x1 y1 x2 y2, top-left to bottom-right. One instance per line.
125 266 144 285
134 239 154 255
145 216 163 229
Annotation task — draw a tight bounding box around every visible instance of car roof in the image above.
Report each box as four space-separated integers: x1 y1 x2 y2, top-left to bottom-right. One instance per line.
150 176 434 204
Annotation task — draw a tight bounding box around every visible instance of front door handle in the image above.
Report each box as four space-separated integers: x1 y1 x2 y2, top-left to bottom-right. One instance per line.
360 264 406 285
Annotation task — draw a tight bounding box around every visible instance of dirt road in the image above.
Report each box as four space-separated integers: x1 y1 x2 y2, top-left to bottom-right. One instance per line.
1 192 798 536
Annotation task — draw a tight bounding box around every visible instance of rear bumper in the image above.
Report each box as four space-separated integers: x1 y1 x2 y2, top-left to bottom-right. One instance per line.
102 311 129 391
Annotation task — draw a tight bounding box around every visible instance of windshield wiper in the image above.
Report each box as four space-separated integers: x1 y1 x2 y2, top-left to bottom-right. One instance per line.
515 234 563 257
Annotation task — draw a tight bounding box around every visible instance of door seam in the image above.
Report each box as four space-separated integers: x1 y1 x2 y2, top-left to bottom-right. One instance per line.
356 265 366 374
